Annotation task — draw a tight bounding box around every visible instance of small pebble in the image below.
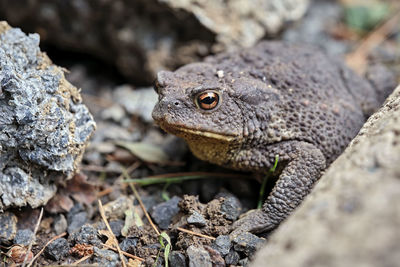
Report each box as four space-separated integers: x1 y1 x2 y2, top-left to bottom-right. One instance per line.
204 246 225 267
186 245 212 267
219 194 242 221
211 235 231 256
238 257 249 267
94 247 120 267
69 224 102 246
169 251 187 267
103 196 131 220
232 232 264 257
187 211 207 227
109 220 124 237
14 229 34 246
119 237 138 253
150 196 181 230
67 211 88 234
225 249 240 265
53 214 67 235
45 238 69 261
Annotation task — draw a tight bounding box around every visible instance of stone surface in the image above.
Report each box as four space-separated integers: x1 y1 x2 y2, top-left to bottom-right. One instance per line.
151 196 181 230
53 214 68 235
67 211 88 234
0 22 95 210
45 237 69 261
186 245 212 267
219 195 242 221
187 211 207 227
211 235 231 256
69 224 102 246
13 229 34 246
119 237 138 254
169 251 187 267
251 85 400 267
0 0 309 84
232 232 264 257
93 247 120 267
225 249 240 265
0 212 17 243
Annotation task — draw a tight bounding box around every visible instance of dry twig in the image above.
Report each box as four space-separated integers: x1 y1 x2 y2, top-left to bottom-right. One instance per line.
27 232 67 267
98 199 127 267
22 208 43 267
122 168 161 236
177 227 216 241
102 244 144 261
71 253 93 265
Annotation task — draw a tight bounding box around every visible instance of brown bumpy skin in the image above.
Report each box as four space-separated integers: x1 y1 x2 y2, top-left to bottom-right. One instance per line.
152 41 395 235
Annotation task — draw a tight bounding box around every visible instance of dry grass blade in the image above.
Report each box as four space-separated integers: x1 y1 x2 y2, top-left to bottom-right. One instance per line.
128 181 160 236
27 232 67 267
103 244 144 261
122 167 161 236
22 208 43 267
177 227 216 241
98 199 127 267
346 7 400 74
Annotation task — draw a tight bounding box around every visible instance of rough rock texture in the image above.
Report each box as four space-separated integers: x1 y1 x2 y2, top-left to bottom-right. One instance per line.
0 0 309 84
251 85 400 267
0 22 95 210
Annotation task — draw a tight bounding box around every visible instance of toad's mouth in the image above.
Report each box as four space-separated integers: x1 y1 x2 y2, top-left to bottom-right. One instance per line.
158 122 237 142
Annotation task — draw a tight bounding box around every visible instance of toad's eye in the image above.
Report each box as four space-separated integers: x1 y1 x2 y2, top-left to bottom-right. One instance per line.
196 91 220 110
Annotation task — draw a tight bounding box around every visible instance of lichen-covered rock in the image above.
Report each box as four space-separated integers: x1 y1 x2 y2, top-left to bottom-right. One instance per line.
251 85 400 267
0 21 95 210
0 0 309 84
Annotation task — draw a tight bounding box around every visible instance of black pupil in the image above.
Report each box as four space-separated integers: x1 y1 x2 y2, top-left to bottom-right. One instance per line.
200 95 216 104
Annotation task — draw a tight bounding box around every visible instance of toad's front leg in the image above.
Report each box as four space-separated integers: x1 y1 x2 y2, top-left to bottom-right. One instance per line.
231 141 326 236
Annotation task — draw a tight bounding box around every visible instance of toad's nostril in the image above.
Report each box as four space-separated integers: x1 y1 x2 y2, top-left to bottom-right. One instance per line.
174 101 180 106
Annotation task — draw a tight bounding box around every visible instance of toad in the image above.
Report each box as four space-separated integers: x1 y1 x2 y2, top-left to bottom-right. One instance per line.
152 41 395 234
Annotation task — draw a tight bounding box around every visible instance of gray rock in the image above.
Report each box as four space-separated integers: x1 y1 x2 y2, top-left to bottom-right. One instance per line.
109 220 124 237
232 232 264 257
187 211 207 227
67 211 88 234
0 212 17 243
211 235 231 256
69 224 102 246
0 22 95 210
151 196 181 230
93 247 120 267
0 0 309 84
169 251 187 267
45 237 69 261
186 245 212 267
220 194 242 221
53 214 67 235
119 237 138 254
14 229 34 246
239 257 250 267
251 85 400 267
225 249 240 265
204 246 225 267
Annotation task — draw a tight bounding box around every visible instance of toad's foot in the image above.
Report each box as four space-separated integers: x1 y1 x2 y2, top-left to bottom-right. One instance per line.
230 209 275 238
231 141 326 237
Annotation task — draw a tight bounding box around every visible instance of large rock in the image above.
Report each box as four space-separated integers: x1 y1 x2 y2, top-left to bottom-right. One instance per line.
251 85 400 267
0 22 95 210
0 0 309 84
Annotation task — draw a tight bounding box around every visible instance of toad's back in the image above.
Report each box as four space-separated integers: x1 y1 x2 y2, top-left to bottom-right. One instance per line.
204 42 393 164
